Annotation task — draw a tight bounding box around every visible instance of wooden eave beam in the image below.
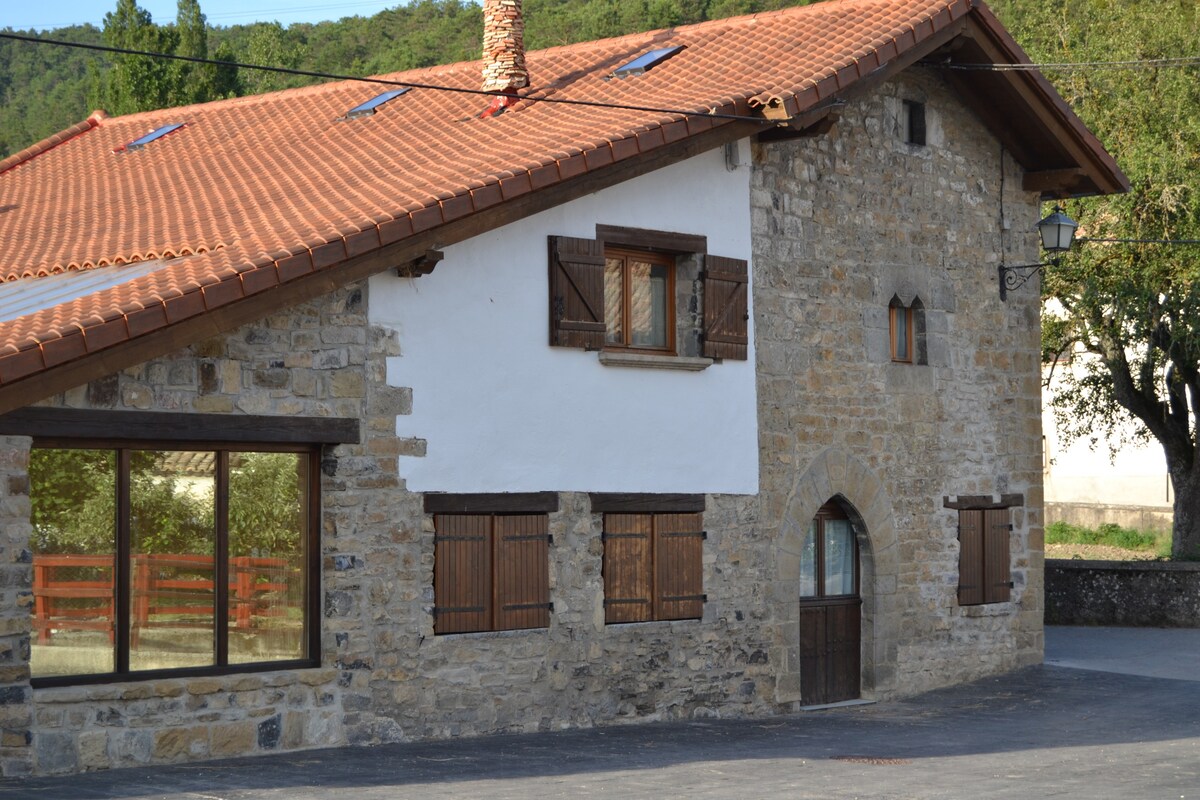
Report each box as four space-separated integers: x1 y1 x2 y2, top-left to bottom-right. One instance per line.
0 118 764 416
954 14 1128 197
1023 167 1088 196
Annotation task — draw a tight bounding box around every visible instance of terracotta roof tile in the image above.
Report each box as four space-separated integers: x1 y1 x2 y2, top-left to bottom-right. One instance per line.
0 0 1125 395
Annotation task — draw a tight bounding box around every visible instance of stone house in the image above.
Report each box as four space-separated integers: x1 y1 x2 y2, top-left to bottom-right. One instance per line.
0 0 1125 776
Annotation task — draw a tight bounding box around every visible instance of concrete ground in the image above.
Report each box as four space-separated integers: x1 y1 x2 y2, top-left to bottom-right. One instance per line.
5 625 1200 799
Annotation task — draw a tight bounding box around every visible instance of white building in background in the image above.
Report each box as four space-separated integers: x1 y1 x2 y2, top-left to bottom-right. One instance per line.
1042 352 1173 533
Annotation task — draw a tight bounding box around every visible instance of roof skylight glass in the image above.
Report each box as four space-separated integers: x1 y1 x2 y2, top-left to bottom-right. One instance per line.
345 88 411 119
610 45 685 78
120 123 186 152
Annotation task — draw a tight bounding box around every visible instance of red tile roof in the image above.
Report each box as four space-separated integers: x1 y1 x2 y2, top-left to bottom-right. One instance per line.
0 0 1125 406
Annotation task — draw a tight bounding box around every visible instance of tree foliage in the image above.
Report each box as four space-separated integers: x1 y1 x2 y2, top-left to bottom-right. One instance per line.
994 0 1200 556
30 449 304 558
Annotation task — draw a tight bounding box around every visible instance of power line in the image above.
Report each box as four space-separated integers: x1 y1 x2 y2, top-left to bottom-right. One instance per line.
0 31 773 125
935 56 1200 72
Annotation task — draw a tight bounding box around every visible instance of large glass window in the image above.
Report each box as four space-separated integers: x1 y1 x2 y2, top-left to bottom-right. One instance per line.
30 445 315 683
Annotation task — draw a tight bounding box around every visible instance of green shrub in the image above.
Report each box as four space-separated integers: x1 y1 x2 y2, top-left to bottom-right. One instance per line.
1045 520 1162 552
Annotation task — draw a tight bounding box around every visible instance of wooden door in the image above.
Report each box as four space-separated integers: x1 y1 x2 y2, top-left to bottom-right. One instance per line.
799 502 861 705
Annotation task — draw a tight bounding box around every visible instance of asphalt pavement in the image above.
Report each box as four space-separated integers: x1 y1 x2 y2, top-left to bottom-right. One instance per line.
4 625 1199 799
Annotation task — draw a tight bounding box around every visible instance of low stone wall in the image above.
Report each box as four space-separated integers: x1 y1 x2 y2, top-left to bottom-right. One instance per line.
31 668 344 774
1045 502 1173 535
1046 559 1200 627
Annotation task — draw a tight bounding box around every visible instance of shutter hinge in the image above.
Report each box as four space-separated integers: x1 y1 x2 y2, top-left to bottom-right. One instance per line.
1005 581 1015 588
433 606 486 614
502 602 554 611
661 593 707 602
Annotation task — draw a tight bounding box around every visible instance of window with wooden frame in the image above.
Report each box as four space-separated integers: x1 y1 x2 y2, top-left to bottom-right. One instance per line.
426 493 557 634
800 502 858 600
0 408 360 688
604 246 675 352
889 301 913 363
548 226 749 362
956 508 1013 605
593 494 706 624
888 295 926 365
27 443 319 685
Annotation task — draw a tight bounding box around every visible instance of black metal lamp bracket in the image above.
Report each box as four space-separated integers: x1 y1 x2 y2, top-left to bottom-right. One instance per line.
998 258 1058 302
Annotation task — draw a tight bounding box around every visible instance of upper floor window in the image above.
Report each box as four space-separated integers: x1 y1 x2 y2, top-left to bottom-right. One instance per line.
902 100 926 146
548 227 749 363
888 294 926 365
890 302 913 363
604 247 675 352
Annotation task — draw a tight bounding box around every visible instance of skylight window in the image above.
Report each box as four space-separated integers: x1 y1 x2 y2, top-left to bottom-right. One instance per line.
115 123 186 153
609 45 685 79
344 88 411 119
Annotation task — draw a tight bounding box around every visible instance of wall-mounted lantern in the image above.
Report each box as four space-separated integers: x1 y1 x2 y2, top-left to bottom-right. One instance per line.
998 206 1078 301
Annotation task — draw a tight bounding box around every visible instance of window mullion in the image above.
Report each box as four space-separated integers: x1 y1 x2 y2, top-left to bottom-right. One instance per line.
214 450 230 667
115 449 131 675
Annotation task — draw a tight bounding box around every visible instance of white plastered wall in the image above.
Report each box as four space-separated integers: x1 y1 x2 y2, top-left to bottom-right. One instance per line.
369 141 758 493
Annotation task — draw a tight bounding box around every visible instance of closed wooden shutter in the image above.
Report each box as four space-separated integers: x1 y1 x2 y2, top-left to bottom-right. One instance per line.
654 512 705 621
702 255 749 360
433 514 491 633
982 509 1013 604
549 235 606 349
957 509 984 606
493 515 551 630
603 514 652 623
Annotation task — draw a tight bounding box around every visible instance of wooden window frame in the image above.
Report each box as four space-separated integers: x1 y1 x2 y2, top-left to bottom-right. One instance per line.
432 511 552 635
601 508 706 624
889 303 914 363
603 245 677 355
549 227 748 362
955 507 1014 606
800 502 860 603
28 439 321 688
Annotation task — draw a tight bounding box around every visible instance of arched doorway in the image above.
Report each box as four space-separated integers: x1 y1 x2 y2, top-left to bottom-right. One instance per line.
798 500 860 705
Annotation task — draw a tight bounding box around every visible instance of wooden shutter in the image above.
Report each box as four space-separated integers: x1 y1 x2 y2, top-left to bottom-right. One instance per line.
493 514 551 631
603 514 652 623
957 509 984 606
702 255 749 360
433 514 491 633
654 512 705 621
549 235 606 349
982 509 1013 604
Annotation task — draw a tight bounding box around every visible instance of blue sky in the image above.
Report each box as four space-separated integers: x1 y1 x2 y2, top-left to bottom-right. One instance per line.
7 0 404 31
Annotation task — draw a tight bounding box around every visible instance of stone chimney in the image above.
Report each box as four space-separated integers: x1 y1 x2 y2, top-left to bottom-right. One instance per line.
481 0 528 93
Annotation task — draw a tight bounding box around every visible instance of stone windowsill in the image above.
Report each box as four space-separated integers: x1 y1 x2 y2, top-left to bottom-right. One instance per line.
598 351 713 371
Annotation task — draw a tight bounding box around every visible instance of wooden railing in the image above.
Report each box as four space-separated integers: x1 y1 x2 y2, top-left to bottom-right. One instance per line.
32 553 297 645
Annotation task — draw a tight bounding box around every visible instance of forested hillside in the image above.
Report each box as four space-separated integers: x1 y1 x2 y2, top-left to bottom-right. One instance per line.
0 0 810 156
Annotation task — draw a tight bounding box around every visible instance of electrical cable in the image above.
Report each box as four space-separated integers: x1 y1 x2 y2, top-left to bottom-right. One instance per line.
936 56 1200 72
0 31 774 124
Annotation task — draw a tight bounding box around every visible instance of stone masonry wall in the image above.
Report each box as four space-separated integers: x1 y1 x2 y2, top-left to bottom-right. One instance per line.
5 67 1048 776
0 437 34 777
14 282 400 774
9 278 777 774
751 68 1045 699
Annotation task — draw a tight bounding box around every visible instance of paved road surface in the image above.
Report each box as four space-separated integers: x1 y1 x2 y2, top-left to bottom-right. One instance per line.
5 626 1199 799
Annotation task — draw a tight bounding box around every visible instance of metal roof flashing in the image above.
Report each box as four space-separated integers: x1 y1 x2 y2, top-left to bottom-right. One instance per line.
0 260 172 324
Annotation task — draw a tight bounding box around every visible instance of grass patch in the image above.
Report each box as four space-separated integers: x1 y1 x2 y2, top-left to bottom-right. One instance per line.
1045 521 1171 557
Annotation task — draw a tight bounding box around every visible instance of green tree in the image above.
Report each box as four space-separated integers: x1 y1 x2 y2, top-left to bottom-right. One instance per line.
91 0 180 114
995 0 1200 557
